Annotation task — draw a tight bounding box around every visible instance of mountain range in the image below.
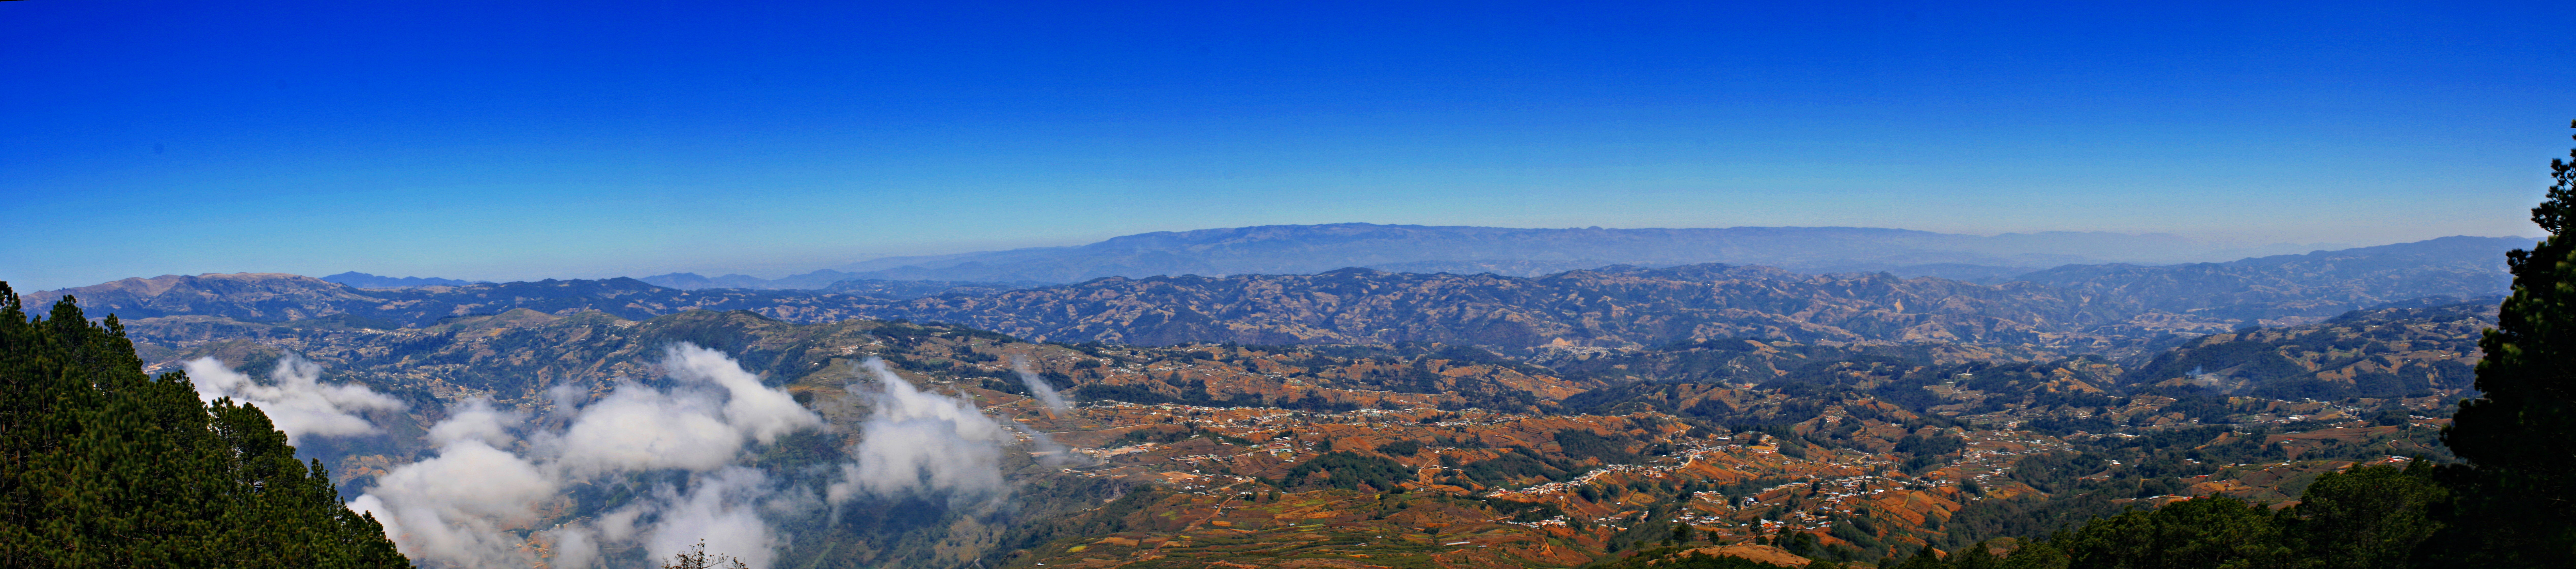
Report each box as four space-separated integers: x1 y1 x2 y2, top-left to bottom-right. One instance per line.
27 236 2522 359
318 272 487 288
614 224 2368 289
15 229 2520 569
811 234 2513 353
110 288 2486 568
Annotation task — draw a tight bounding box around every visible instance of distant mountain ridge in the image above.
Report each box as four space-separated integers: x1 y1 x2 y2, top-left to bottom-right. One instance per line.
2014 236 2520 322
635 269 866 290
811 223 2365 283
319 272 486 288
849 250 2507 352
634 271 1051 295
27 237 2522 356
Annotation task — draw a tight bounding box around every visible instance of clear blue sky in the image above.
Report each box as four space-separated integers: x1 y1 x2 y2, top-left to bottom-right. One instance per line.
4 1 2570 290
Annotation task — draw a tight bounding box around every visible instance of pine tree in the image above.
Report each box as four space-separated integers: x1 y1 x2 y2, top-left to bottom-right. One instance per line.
0 283 407 567
2437 119 2576 566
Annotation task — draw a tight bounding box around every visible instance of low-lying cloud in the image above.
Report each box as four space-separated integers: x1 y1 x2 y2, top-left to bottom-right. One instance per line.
186 354 405 443
340 345 1037 568
548 344 827 475
351 344 829 568
548 378 759 474
348 402 556 568
830 357 1011 502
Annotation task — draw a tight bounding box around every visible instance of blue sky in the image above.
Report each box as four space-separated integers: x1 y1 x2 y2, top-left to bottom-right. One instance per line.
4 1 2570 290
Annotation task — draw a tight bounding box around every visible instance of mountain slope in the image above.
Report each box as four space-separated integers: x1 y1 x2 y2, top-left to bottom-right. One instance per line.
2118 301 2493 401
2017 236 2523 324
26 273 386 322
91 268 2161 356
863 265 2156 350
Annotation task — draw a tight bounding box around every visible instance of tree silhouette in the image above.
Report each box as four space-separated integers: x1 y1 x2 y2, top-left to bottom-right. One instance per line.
2437 118 2576 565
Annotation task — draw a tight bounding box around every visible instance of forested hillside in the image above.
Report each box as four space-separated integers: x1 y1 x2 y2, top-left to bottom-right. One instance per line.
0 285 407 567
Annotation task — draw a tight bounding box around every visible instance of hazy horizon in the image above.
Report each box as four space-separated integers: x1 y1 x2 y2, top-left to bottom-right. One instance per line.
16 222 2531 291
6 1 2568 290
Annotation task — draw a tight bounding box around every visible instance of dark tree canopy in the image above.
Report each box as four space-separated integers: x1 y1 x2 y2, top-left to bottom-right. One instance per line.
2290 464 2445 569
2440 118 2576 565
0 283 407 567
2054 496 2291 569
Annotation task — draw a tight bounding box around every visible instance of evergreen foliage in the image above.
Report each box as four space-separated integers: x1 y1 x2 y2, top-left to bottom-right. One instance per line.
2288 464 2445 569
2053 496 2292 568
2435 118 2576 565
0 283 407 567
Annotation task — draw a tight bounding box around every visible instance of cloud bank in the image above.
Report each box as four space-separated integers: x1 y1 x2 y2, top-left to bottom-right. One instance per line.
347 401 556 568
343 345 1033 568
352 344 827 568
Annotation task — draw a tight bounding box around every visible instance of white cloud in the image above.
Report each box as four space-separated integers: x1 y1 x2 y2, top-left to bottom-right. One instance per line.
351 438 557 568
541 526 600 569
342 345 1061 568
426 399 520 447
635 467 779 569
185 354 404 443
548 379 748 474
668 344 819 445
546 346 826 475
352 343 829 568
829 358 1009 501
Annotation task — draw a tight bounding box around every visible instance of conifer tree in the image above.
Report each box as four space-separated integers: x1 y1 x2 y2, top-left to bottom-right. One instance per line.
2437 119 2576 566
0 283 407 567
